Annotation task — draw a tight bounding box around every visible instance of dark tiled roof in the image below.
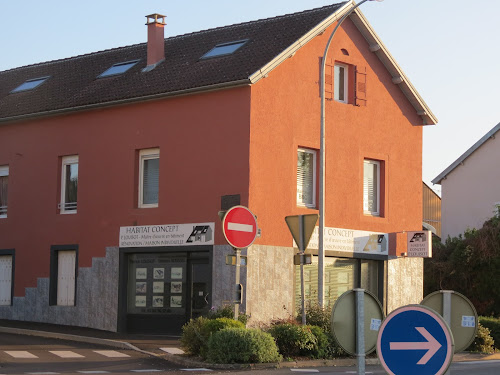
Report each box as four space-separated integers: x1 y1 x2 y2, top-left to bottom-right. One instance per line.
0 3 345 122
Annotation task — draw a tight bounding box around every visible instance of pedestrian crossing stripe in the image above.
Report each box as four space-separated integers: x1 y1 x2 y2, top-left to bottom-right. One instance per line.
49 351 85 358
5 351 38 359
3 350 130 359
91 350 130 358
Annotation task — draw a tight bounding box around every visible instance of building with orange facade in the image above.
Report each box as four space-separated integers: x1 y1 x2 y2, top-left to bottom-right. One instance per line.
0 2 436 333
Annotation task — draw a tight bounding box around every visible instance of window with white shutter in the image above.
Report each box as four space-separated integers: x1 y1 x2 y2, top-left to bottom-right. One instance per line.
139 148 160 208
0 166 8 218
56 250 76 306
363 160 380 216
0 255 13 306
297 148 316 208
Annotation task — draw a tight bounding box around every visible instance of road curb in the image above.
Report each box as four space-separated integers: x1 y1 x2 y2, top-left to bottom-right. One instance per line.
0 326 140 352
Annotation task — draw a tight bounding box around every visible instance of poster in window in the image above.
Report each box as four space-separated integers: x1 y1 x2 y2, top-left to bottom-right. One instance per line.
136 282 147 294
153 268 165 280
337 272 349 284
135 295 146 307
171 267 183 280
171 281 182 294
153 282 164 294
152 296 164 307
304 270 311 282
136 268 147 280
170 296 182 308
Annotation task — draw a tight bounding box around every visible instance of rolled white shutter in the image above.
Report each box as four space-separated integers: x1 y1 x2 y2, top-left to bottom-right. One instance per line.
0 256 12 306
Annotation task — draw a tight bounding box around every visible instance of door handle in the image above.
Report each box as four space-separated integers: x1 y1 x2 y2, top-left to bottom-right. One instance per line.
204 293 209 304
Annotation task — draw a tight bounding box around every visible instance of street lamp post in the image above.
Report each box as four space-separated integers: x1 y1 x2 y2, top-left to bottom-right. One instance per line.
318 0 383 307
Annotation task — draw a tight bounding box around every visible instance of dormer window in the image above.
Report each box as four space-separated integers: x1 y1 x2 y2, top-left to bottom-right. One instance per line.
11 77 49 93
201 40 248 59
99 60 139 78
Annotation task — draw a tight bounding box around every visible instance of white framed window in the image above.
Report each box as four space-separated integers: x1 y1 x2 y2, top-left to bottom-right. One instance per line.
0 166 8 218
60 156 78 214
139 148 160 208
0 255 13 306
334 63 348 103
363 159 380 216
297 148 317 208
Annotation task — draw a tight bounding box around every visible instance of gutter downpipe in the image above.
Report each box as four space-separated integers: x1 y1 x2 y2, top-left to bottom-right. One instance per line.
319 0 380 307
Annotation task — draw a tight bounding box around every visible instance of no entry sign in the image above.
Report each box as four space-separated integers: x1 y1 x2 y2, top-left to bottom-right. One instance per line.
222 206 258 249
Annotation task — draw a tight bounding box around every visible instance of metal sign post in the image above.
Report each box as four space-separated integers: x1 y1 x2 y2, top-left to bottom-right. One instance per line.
331 289 384 375
355 289 366 375
285 214 318 325
221 206 258 321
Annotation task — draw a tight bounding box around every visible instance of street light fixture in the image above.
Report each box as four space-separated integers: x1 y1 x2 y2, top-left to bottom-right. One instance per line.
318 0 383 307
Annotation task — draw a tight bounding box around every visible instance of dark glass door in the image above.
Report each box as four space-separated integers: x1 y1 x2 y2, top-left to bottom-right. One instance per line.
189 261 211 319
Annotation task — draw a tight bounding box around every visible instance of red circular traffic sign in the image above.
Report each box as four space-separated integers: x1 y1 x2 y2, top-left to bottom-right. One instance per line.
222 206 258 249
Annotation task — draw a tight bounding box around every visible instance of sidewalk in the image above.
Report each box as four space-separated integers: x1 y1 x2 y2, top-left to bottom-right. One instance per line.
1 319 498 370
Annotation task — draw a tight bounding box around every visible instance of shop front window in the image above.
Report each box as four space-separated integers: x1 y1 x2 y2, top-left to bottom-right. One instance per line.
127 253 187 315
295 256 381 309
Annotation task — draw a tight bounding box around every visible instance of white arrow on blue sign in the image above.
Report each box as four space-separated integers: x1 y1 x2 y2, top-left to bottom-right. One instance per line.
377 305 454 375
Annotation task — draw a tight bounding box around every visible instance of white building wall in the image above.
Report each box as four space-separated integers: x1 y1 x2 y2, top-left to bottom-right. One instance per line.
441 134 500 240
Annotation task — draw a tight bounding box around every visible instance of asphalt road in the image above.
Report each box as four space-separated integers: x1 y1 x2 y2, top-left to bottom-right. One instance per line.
1 333 499 374
0 333 190 375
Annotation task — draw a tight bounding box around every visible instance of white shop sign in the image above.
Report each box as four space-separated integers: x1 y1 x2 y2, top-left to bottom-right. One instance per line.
407 230 432 257
119 223 215 248
294 226 388 255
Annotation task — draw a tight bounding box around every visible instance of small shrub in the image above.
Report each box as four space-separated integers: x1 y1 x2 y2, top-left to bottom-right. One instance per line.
207 305 234 319
308 325 331 358
180 317 244 357
268 323 316 357
479 316 500 349
298 303 332 332
467 323 495 353
180 316 209 356
206 328 282 364
207 305 249 325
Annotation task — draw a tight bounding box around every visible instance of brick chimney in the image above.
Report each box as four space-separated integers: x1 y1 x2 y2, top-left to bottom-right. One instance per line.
145 14 166 67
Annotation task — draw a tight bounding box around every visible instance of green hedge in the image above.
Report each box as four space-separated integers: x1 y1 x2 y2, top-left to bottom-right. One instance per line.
206 328 282 364
268 323 316 358
467 323 495 353
180 317 245 357
479 316 500 349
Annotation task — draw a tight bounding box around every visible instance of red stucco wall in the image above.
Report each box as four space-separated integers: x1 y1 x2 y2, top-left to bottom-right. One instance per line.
0 87 251 295
249 18 423 247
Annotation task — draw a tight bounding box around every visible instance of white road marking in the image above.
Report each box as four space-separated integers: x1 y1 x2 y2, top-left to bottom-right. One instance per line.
78 372 110 374
160 347 185 355
4 351 38 359
290 370 320 373
92 350 130 358
49 351 84 358
130 370 162 373
458 360 500 364
26 373 59 375
228 222 253 232
181 369 213 372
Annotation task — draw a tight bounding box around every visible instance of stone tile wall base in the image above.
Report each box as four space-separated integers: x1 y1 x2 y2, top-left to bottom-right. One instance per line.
0 247 119 332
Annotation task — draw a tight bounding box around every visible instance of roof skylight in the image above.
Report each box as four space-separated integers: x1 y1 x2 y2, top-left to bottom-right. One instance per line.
99 60 139 78
11 77 49 93
201 40 248 59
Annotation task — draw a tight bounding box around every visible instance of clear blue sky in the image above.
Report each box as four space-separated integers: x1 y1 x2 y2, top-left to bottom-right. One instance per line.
1 0 499 194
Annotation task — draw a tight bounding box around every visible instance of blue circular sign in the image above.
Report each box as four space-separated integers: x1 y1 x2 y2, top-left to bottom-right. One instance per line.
377 305 454 375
